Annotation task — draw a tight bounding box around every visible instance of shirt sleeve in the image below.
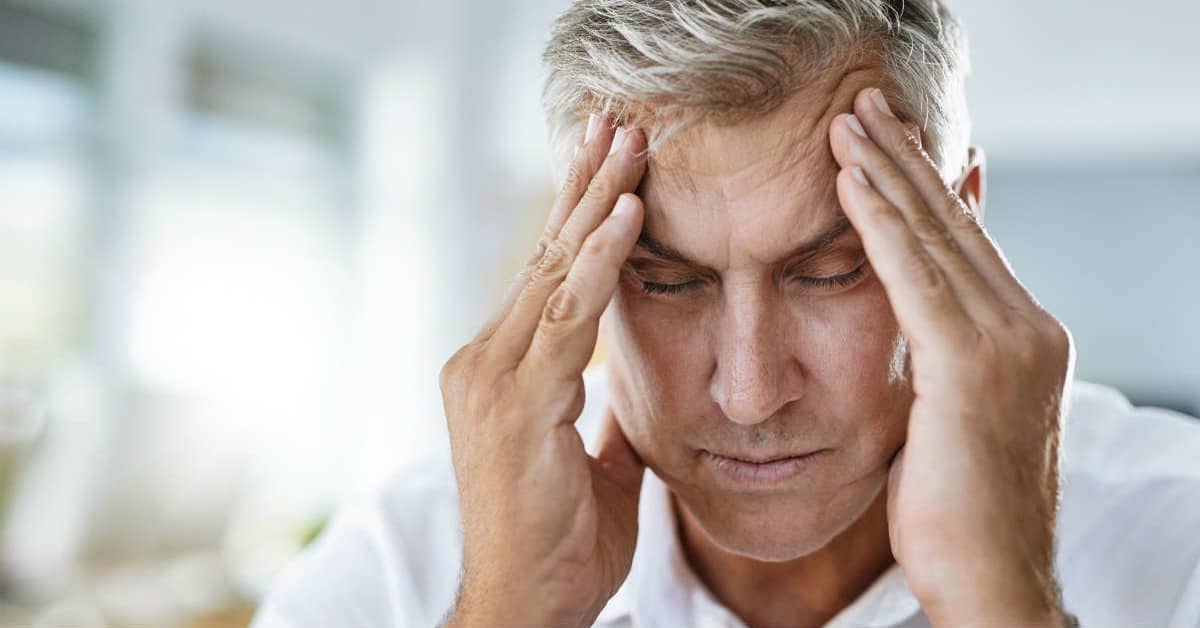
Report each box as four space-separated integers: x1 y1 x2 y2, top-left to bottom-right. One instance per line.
250 503 406 628
1170 557 1200 628
250 463 465 628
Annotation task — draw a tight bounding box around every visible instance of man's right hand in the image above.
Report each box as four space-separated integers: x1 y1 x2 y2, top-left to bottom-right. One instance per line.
439 115 648 628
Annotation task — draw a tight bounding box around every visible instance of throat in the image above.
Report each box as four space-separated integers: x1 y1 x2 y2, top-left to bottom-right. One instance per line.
673 489 895 628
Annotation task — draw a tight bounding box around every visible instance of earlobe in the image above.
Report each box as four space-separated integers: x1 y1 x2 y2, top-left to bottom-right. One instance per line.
952 146 987 221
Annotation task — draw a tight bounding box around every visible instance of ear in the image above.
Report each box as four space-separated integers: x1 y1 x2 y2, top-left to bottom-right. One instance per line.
951 146 986 222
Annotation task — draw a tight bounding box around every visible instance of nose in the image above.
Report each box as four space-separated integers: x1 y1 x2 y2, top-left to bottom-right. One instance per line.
709 293 805 425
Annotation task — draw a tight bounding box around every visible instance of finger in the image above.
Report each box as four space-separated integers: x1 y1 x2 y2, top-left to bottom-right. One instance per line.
831 112 1007 326
520 193 643 378
852 88 1037 311
488 131 648 363
542 113 619 248
836 166 978 353
555 127 646 253
472 115 617 343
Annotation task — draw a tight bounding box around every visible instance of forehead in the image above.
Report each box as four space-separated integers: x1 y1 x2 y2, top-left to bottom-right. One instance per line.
637 63 887 268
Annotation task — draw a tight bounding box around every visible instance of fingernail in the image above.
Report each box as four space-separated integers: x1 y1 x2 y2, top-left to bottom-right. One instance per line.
585 113 601 143
870 89 893 117
850 166 869 186
613 193 636 217
846 114 867 138
609 127 629 155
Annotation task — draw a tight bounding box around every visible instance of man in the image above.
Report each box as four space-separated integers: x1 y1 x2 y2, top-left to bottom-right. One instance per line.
254 1 1200 626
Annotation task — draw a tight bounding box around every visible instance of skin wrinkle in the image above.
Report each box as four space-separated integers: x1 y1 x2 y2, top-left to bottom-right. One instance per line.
602 60 923 628
638 63 910 273
628 216 853 290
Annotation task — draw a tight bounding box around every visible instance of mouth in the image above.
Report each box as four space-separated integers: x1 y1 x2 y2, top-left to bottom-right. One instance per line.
699 448 829 488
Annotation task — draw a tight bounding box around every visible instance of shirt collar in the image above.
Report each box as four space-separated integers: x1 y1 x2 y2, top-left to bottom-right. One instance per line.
597 471 923 628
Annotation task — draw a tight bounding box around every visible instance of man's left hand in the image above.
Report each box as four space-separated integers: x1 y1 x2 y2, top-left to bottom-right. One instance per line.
829 87 1076 628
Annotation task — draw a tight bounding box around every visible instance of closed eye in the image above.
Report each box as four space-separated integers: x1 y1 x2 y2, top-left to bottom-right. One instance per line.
640 280 702 296
637 264 868 297
792 263 868 290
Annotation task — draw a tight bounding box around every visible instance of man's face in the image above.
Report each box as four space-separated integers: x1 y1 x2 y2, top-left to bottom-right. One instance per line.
602 64 914 561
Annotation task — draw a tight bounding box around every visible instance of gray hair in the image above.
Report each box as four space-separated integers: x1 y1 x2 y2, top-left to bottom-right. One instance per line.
542 0 971 183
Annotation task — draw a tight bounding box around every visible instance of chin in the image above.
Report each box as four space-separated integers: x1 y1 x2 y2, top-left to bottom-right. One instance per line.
674 478 887 562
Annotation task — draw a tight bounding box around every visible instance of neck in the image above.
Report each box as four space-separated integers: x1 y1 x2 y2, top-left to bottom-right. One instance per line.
674 488 894 628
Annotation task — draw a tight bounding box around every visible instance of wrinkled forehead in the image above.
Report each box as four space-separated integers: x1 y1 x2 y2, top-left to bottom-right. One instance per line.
636 63 889 266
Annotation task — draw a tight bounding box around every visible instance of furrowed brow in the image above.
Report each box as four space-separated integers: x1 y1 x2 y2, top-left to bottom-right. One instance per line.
783 214 854 262
635 232 697 265
635 214 854 268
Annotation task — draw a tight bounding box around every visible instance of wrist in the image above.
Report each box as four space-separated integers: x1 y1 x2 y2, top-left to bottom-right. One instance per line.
919 573 1067 628
444 576 602 628
926 593 1068 628
952 607 1073 628
444 586 552 628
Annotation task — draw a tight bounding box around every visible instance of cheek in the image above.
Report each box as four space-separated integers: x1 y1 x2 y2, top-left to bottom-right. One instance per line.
608 282 713 391
803 279 902 389
795 277 910 454
602 283 715 461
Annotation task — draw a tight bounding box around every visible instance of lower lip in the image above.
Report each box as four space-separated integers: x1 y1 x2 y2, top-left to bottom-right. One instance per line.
701 450 828 487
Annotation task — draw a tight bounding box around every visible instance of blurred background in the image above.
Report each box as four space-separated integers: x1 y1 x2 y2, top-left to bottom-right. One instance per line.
0 0 1196 625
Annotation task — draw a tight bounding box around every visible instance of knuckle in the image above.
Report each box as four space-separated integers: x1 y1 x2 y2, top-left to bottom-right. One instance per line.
543 283 583 326
439 349 463 383
566 382 587 421
444 342 481 374
905 125 923 148
526 235 553 267
895 130 926 164
533 238 574 283
437 361 454 392
560 158 589 196
439 348 471 399
581 171 613 206
535 232 554 254
1041 316 1074 358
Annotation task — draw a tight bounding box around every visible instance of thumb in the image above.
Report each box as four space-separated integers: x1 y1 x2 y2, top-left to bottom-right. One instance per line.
593 406 646 496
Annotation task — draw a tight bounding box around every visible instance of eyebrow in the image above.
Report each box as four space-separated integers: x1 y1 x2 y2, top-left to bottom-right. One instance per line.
635 214 854 267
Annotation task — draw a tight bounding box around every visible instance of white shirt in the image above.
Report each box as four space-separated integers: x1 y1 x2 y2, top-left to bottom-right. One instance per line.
253 372 1200 628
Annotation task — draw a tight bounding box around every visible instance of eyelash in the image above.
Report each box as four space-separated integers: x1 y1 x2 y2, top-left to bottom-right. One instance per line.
640 264 867 296
640 280 702 295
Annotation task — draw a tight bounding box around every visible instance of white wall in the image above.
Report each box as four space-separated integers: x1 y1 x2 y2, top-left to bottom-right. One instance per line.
948 0 1200 165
